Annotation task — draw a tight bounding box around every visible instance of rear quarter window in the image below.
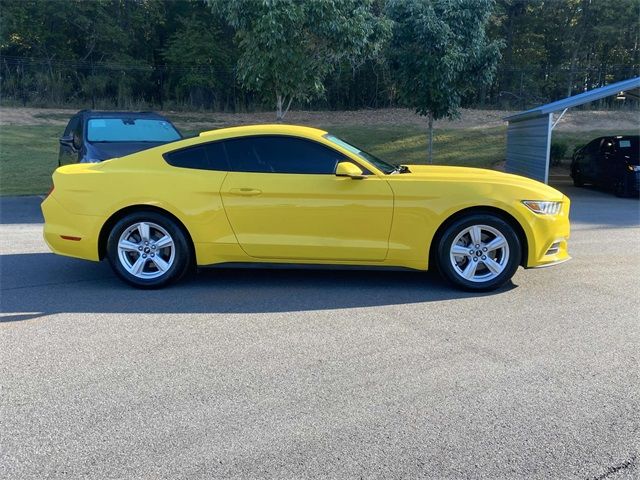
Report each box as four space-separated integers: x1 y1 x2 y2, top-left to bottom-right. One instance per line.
163 142 229 171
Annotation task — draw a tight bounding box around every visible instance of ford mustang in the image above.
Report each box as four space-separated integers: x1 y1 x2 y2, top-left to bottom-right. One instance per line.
41 124 571 291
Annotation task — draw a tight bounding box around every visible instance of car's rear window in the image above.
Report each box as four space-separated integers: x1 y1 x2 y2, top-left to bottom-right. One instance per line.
87 118 181 142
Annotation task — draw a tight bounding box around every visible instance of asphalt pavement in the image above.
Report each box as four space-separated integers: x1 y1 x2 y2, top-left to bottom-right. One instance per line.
1 182 639 479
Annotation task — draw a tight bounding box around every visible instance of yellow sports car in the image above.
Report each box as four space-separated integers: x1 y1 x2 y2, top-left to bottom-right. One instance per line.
41 124 570 291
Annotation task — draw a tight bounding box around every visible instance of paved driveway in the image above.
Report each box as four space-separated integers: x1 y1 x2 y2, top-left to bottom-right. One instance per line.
1 184 639 479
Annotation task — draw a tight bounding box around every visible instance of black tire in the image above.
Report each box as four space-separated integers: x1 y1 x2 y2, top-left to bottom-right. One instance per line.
436 214 522 292
614 178 630 198
106 211 192 289
572 170 585 187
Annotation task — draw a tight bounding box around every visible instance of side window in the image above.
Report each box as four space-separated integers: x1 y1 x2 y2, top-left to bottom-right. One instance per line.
64 116 79 136
163 141 228 171
203 142 229 170
223 136 346 174
601 138 615 154
73 117 83 149
585 139 601 154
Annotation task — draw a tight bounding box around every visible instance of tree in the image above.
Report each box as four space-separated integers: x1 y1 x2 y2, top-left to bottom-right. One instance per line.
386 0 501 162
209 0 390 120
163 13 235 109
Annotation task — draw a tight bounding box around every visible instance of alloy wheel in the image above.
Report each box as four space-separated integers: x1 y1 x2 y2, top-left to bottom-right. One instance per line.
117 221 175 279
449 224 510 283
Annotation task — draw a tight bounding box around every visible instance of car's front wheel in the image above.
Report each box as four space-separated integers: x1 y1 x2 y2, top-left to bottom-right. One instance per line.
572 168 585 187
436 214 521 291
106 211 192 288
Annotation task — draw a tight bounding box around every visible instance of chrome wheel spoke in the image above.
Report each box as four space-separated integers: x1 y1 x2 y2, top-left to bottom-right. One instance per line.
461 259 479 279
470 225 482 245
137 222 150 242
151 255 170 272
130 255 146 275
119 239 140 252
484 236 506 252
451 244 471 257
482 257 503 275
154 235 173 249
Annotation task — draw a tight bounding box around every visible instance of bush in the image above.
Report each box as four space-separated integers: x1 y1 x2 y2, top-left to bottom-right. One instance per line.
550 141 568 166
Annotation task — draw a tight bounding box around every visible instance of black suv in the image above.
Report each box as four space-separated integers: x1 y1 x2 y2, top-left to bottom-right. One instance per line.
58 110 182 166
571 135 640 197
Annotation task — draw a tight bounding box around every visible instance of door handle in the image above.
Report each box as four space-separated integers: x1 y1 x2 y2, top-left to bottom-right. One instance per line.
228 188 262 196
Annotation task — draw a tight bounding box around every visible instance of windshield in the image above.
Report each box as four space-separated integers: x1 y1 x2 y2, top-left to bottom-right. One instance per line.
323 134 397 174
87 118 181 143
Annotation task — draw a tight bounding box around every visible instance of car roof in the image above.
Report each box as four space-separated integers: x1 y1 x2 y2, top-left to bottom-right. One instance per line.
76 110 169 120
198 124 328 140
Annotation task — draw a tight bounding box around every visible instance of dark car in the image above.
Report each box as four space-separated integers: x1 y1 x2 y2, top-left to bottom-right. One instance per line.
58 110 182 166
571 135 640 197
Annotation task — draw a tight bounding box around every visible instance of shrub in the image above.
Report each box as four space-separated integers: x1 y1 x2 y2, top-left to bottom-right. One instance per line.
550 141 568 166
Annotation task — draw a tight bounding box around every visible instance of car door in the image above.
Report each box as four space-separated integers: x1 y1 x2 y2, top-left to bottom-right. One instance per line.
581 138 602 182
219 135 394 261
596 137 616 186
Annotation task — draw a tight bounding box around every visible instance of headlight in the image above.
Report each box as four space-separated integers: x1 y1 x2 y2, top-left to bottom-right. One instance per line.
522 200 562 215
627 165 640 172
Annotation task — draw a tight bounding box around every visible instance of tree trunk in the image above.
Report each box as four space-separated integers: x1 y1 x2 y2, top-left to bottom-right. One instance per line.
276 94 283 122
427 112 434 164
275 94 293 121
567 0 590 97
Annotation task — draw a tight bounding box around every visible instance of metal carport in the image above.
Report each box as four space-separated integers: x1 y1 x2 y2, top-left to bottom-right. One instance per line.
504 76 640 183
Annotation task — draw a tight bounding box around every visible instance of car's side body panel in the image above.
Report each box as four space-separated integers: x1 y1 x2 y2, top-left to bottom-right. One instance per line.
220 172 394 261
42 124 571 274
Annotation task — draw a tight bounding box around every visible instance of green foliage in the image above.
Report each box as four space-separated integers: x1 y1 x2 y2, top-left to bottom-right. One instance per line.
385 0 501 161
0 0 638 111
386 0 501 121
163 12 235 108
550 141 569 166
491 0 640 105
209 0 391 119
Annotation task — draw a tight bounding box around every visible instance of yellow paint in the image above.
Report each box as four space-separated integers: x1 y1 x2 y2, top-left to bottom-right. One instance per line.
41 124 570 270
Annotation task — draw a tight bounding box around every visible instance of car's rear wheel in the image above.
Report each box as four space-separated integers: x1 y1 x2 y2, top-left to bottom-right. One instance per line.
614 178 631 197
436 214 521 291
572 169 585 187
106 211 192 288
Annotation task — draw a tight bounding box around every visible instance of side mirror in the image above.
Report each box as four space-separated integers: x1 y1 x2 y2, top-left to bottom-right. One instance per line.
335 161 365 179
59 135 74 148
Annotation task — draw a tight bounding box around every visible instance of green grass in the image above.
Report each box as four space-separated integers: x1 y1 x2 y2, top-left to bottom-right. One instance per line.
0 120 635 196
0 125 61 196
326 125 506 168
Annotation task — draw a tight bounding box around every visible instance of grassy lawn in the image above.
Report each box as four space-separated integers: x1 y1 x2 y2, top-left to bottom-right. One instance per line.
0 125 61 196
327 125 506 168
0 119 633 196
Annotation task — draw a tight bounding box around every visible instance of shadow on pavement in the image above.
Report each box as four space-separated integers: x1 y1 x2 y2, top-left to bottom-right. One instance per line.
0 252 516 316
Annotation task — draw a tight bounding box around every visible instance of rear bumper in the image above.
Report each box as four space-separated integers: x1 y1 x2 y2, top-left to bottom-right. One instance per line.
41 195 101 261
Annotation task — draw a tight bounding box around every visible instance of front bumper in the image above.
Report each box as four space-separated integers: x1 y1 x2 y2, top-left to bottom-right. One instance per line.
519 196 571 268
41 195 101 261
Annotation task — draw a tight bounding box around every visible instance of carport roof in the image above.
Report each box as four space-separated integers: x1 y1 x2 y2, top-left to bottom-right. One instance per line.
504 76 640 122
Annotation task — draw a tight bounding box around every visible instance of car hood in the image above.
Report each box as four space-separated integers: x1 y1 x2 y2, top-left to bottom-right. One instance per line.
87 141 167 161
396 165 564 199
